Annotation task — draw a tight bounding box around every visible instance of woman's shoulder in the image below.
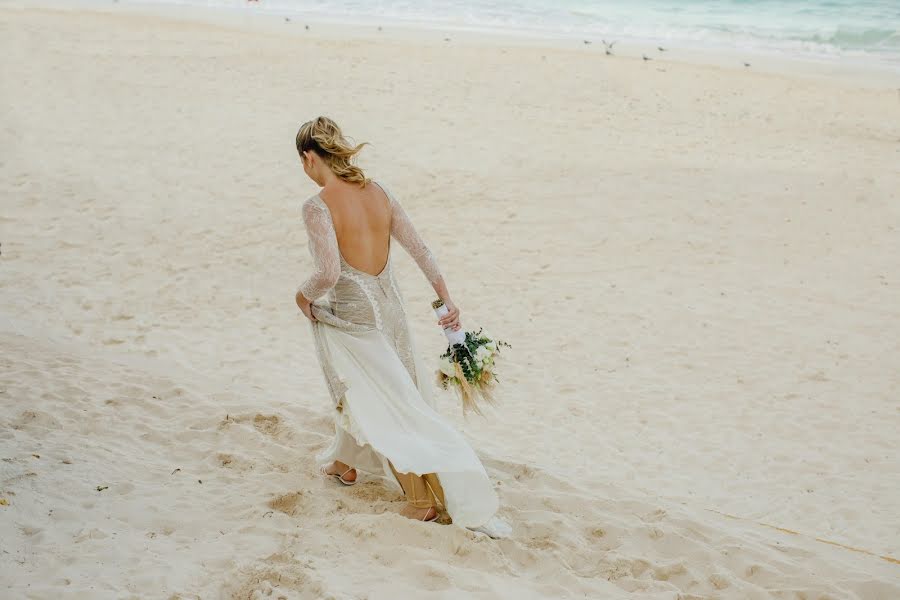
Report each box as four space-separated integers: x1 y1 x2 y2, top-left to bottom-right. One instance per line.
302 192 327 212
369 178 396 205
301 193 332 227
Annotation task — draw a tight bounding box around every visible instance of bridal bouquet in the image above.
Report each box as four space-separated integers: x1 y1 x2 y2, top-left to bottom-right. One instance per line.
432 298 511 416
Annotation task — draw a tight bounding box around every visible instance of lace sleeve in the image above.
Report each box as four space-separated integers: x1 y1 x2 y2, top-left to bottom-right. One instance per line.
296 198 341 301
381 182 443 286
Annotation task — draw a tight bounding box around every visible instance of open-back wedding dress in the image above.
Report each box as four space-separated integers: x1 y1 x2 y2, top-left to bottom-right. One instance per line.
298 180 509 535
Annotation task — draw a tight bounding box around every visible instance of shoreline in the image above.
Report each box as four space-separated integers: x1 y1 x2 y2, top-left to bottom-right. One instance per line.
6 0 900 89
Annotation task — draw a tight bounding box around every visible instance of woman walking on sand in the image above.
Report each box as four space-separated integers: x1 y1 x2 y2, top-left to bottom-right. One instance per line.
294 116 510 538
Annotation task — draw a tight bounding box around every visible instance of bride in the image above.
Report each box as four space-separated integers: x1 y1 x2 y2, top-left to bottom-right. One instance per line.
293 116 510 539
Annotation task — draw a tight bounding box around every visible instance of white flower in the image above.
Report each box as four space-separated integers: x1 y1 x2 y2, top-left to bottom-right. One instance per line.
438 356 456 377
476 345 492 361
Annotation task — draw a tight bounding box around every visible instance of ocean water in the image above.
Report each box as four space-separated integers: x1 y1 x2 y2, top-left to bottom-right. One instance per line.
104 0 900 66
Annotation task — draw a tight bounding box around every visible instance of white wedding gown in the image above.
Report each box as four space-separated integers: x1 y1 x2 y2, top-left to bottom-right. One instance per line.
297 180 510 536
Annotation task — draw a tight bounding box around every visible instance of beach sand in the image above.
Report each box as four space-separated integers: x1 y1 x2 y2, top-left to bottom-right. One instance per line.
2 3 899 598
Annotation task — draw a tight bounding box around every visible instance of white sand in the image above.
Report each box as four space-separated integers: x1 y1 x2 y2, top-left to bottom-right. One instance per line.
2 4 899 599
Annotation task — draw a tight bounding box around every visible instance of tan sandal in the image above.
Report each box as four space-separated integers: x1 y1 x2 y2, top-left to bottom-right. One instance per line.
320 463 357 486
422 507 439 522
400 504 439 522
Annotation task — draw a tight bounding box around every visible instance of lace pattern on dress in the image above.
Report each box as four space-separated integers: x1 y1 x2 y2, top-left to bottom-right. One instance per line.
299 182 440 410
375 181 444 287
341 269 383 331
297 199 341 301
388 267 406 315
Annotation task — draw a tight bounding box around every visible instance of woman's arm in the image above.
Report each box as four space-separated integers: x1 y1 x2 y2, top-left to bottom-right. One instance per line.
388 190 444 291
296 199 340 319
385 184 461 331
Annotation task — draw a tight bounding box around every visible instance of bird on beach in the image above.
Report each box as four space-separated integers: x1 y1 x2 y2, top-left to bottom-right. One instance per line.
284 17 290 23
583 40 592 45
305 24 310 30
602 39 617 56
658 46 666 52
643 54 651 61
744 62 751 67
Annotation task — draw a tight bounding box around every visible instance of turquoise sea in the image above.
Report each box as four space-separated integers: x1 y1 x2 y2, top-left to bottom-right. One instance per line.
91 1 900 66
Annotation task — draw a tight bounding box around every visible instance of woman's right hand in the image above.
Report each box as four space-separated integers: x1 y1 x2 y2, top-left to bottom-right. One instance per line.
438 298 461 331
296 290 318 322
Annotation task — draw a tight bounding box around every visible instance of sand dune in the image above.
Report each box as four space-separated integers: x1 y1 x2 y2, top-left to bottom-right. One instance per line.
2 4 899 599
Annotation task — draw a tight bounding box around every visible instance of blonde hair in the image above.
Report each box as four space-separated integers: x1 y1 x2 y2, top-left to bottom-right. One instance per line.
296 116 370 187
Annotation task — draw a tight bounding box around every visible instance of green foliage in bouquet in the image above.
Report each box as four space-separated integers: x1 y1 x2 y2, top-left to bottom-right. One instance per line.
435 327 511 416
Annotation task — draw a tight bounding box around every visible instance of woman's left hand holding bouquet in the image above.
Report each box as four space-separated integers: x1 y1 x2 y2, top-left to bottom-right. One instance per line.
436 297 462 331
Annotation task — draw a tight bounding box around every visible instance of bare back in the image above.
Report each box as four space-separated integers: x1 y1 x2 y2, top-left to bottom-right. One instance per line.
318 181 392 277
297 179 444 304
